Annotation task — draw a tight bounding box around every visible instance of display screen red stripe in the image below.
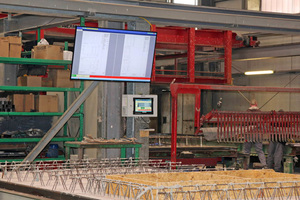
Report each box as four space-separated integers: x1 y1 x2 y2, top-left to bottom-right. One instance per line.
89 75 150 80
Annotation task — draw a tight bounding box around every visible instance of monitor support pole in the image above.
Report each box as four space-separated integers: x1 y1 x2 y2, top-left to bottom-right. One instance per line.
22 81 99 163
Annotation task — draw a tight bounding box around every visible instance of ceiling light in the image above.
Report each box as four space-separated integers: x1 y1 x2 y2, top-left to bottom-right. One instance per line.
244 70 274 75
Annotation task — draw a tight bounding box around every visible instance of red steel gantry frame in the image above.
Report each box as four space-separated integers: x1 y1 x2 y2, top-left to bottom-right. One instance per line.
151 26 256 84
24 23 256 84
170 83 300 164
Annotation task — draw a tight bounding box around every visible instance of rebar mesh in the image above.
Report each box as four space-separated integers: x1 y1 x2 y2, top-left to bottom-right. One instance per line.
0 158 299 200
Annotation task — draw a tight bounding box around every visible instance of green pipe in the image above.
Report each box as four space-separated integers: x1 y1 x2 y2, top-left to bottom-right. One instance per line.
79 16 85 141
0 85 80 92
37 27 41 42
64 41 68 51
80 17 85 26
0 137 77 143
0 112 81 116
0 57 71 65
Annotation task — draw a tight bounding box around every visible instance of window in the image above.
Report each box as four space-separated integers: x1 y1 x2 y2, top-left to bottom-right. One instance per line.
261 0 300 13
173 0 198 6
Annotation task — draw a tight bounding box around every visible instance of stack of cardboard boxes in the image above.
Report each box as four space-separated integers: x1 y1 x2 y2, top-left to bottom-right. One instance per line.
13 76 59 112
12 93 59 113
15 69 74 113
0 38 74 113
15 66 75 112
0 36 22 58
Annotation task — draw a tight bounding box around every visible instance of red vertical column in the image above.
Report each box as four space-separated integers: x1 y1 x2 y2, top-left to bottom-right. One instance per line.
224 31 232 85
195 90 201 128
171 93 178 166
188 28 195 83
151 25 157 82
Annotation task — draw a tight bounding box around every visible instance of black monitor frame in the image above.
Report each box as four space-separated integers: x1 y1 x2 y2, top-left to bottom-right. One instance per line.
133 97 154 115
70 26 157 83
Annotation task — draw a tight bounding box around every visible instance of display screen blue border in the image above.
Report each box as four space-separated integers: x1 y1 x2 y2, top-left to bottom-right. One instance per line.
77 26 157 36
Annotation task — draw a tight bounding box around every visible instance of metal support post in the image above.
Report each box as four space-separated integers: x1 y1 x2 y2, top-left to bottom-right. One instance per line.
224 30 232 84
151 24 157 82
22 81 99 163
195 90 201 128
284 156 294 174
63 91 68 136
79 16 85 141
188 28 195 83
171 92 178 165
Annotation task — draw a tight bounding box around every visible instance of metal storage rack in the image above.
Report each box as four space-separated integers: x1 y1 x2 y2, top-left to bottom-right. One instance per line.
0 57 84 161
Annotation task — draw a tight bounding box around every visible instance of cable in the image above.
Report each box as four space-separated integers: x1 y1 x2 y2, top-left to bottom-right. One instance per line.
259 74 300 110
43 17 57 26
232 64 244 73
136 117 150 124
237 90 251 104
139 17 153 31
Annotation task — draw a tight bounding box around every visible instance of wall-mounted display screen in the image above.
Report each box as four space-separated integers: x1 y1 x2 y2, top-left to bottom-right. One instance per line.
71 26 157 82
133 98 154 115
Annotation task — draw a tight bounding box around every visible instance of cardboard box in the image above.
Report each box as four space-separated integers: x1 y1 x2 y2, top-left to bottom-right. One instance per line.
31 48 34 59
6 36 22 44
9 43 22 58
0 38 9 57
0 36 22 58
42 77 53 87
35 95 58 112
33 45 63 60
13 94 35 112
50 70 74 88
18 76 42 87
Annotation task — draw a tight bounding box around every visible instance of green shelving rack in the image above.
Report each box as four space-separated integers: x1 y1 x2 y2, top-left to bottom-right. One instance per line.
0 56 84 161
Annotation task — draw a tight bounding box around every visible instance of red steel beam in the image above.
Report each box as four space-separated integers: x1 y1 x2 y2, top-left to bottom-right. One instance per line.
170 83 300 93
25 25 252 49
24 21 99 36
156 27 251 48
156 53 187 60
152 77 227 84
0 14 8 19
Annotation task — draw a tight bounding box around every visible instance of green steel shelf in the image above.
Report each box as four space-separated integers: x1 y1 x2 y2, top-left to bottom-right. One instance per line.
0 85 81 92
0 57 71 66
0 112 82 116
0 137 77 143
0 46 84 162
0 156 66 163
